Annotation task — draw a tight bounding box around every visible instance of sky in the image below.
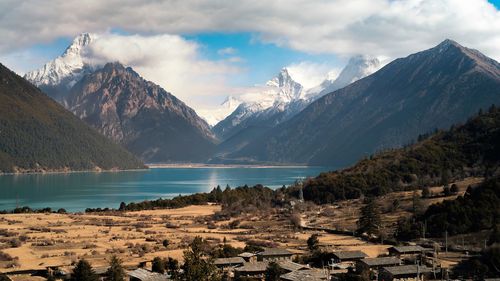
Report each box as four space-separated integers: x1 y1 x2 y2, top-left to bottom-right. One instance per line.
0 0 499 123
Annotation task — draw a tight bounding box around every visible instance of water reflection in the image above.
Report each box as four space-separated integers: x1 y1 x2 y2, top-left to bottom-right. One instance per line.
0 167 329 212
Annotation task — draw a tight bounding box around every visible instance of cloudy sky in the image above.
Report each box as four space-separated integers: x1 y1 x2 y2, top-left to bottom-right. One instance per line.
0 0 499 123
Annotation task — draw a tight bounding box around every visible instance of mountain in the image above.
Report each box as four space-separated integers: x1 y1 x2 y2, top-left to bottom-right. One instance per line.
306 55 380 99
24 33 96 102
65 62 216 163
201 96 242 126
0 63 144 173
213 68 306 141
210 69 313 161
230 39 500 166
300 105 500 203
212 57 381 162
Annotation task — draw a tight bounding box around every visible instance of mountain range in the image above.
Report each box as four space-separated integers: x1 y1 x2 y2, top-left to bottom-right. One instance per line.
0 63 144 173
20 36 500 167
228 39 500 166
211 57 380 162
25 34 216 163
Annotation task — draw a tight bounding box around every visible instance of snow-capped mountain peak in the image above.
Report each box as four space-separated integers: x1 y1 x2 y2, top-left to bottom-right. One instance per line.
307 55 381 98
221 95 241 109
265 68 304 102
24 33 96 88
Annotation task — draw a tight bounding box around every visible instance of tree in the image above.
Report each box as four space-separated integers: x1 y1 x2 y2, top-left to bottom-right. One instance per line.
166 257 180 279
162 239 170 248
152 257 166 274
264 262 283 281
357 198 381 236
488 222 500 246
421 186 431 198
181 236 220 281
412 191 424 215
307 234 320 251
71 259 98 281
105 256 125 281
443 186 451 196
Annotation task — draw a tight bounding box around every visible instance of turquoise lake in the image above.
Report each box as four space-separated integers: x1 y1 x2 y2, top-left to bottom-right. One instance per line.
0 167 331 212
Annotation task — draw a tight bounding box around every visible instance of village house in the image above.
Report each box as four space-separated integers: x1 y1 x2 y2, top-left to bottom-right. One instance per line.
333 251 368 265
234 260 309 280
378 264 434 281
214 257 245 269
257 248 294 261
238 252 257 262
127 268 169 281
388 246 430 258
280 269 329 281
234 261 269 280
356 256 402 273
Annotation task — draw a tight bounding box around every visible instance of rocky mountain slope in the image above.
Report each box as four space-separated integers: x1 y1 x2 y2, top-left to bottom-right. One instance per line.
230 39 500 166
66 62 216 163
0 63 144 173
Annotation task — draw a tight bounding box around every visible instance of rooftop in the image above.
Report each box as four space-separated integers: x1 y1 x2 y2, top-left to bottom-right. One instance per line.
235 260 308 273
258 248 294 256
127 268 169 281
238 252 256 258
390 245 429 253
277 260 309 272
332 250 367 260
214 257 245 266
235 262 269 273
382 265 434 275
280 269 329 281
359 257 401 267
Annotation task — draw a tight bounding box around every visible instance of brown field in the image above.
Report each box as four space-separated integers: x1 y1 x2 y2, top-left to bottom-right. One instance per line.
0 177 482 274
0 204 389 274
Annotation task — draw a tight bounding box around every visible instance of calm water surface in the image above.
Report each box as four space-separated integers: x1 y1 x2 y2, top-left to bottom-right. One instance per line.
0 167 331 212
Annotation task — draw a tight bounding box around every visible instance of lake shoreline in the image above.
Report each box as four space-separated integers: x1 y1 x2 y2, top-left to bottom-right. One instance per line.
147 163 315 169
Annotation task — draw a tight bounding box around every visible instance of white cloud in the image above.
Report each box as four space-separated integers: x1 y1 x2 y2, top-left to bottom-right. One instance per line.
0 0 499 124
286 62 340 89
0 0 499 60
81 33 243 120
217 47 237 56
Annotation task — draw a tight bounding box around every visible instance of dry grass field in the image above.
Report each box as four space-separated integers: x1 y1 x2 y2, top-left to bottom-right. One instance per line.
0 177 482 275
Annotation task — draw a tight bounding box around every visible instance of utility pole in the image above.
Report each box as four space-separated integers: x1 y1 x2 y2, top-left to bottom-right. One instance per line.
445 231 448 254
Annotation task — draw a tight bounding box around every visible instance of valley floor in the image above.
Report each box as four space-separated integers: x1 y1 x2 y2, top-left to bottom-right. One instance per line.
0 177 484 277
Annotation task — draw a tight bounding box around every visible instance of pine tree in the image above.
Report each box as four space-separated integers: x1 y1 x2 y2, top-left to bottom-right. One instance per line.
105 256 125 281
166 257 180 279
265 262 283 281
307 234 319 251
421 186 431 198
71 259 98 281
412 191 424 215
181 237 220 281
152 257 166 274
357 198 381 236
488 221 500 246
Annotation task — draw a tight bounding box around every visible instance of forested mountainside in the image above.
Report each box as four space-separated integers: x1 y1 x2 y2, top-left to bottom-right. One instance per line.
0 63 144 173
301 106 500 203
